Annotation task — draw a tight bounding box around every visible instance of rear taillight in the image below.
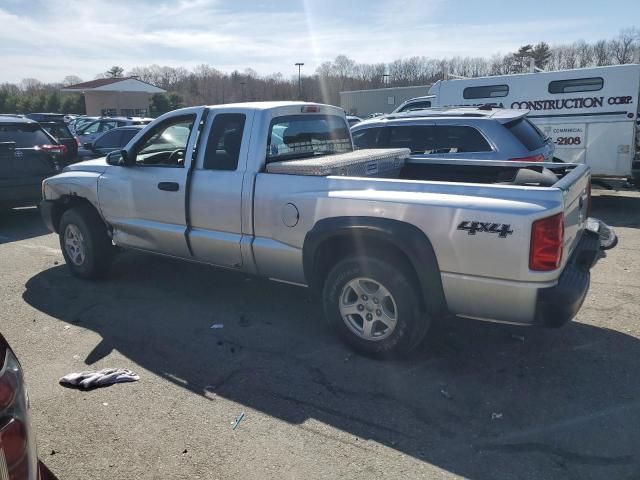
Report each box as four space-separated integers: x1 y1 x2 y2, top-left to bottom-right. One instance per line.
0 373 17 411
0 419 28 479
530 213 564 271
510 154 545 162
586 181 592 216
37 144 67 157
0 337 38 480
75 137 81 147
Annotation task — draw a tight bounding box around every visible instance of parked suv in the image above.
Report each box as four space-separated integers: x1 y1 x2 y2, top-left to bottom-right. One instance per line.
0 117 63 209
351 107 554 162
78 125 143 160
76 117 152 145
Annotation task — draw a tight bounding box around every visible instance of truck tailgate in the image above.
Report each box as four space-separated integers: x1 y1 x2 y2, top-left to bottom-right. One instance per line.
553 163 591 266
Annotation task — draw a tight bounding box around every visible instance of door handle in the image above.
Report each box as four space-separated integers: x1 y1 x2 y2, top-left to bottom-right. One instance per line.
157 182 179 192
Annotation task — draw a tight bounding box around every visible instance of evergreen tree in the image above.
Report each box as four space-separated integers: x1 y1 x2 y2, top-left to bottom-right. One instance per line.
532 42 552 69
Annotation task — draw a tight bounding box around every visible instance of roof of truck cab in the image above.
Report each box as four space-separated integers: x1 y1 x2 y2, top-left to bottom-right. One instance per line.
205 101 341 110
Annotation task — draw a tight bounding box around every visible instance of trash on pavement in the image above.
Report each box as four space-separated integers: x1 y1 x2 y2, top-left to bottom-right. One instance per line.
59 368 140 390
232 412 245 430
511 333 525 343
210 323 224 329
440 389 452 400
491 412 503 420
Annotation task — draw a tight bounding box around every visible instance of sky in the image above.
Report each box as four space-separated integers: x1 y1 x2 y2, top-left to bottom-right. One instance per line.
0 0 637 83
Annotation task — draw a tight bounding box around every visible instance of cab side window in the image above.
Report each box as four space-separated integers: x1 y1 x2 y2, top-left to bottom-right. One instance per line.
203 114 246 171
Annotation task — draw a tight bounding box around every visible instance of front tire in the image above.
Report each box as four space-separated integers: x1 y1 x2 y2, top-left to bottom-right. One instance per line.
59 205 113 279
322 255 429 357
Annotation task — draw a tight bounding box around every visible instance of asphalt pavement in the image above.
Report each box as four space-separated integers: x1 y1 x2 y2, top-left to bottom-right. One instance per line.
0 184 639 480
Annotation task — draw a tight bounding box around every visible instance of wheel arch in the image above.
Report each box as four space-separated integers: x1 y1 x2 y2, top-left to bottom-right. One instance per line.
48 196 105 234
303 216 448 317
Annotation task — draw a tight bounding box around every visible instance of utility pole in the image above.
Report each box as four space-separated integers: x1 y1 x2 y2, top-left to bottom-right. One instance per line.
295 62 304 99
382 73 390 85
240 81 246 101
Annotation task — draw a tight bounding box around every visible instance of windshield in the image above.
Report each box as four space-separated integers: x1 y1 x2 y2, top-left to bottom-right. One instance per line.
267 115 352 162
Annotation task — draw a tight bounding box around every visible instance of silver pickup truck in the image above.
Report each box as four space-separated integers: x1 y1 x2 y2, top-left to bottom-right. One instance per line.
40 102 609 356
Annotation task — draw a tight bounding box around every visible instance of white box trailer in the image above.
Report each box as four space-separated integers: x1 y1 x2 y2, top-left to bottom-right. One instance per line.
426 64 640 178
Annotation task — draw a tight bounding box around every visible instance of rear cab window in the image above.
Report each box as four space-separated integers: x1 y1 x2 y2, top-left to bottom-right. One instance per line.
505 118 546 151
267 115 351 163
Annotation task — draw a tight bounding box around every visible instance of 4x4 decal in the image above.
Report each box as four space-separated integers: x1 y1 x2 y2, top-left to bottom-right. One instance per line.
457 221 513 238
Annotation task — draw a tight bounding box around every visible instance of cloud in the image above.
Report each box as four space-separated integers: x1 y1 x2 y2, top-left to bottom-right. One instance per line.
0 0 606 83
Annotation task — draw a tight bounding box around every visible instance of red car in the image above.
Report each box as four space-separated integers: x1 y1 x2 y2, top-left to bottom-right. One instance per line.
0 334 56 479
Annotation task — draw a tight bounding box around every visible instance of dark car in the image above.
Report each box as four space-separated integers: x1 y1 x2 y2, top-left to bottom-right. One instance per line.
76 117 152 145
0 117 63 209
25 113 66 123
68 116 99 135
1 333 57 479
78 125 143 160
39 122 80 163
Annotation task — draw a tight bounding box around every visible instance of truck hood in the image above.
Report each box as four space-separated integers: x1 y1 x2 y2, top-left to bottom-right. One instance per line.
63 157 109 174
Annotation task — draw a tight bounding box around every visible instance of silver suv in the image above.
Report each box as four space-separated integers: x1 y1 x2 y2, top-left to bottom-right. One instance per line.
351 107 555 162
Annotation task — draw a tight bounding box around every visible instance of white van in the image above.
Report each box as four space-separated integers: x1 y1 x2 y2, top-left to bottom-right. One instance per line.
407 64 640 178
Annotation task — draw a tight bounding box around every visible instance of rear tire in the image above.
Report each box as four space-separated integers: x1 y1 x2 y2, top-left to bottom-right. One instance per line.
322 255 429 357
59 205 113 279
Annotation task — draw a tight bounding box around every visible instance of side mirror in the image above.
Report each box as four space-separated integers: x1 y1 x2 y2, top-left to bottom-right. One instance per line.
83 142 93 150
106 150 125 166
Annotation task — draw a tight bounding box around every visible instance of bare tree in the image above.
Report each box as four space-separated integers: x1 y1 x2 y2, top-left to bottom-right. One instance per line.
609 27 638 64
592 40 610 66
62 75 83 86
20 78 42 92
574 41 594 68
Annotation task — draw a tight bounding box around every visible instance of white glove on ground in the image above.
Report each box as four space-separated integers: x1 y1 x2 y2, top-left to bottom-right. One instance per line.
60 368 140 390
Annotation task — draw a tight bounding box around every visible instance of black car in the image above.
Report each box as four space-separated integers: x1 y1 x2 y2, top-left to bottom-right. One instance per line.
39 122 79 163
0 117 63 209
0 333 58 479
78 125 143 160
25 112 66 123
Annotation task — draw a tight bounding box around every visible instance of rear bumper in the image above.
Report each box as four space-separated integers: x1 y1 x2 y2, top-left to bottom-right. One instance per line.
0 182 42 208
534 229 601 327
